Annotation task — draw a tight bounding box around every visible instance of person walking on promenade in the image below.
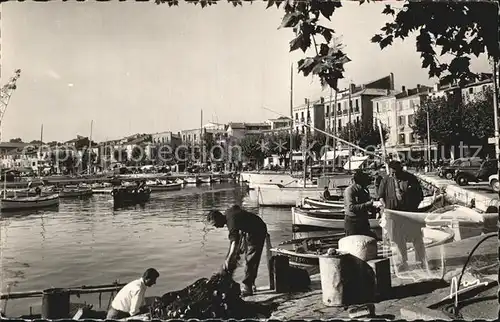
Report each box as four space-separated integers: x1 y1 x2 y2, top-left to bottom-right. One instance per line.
106 268 160 319
343 170 380 239
206 205 268 297
378 160 425 271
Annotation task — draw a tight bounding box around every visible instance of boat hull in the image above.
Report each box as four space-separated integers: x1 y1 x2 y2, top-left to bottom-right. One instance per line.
249 185 341 207
147 183 183 192
292 206 380 231
301 197 343 209
1 194 60 211
112 188 151 208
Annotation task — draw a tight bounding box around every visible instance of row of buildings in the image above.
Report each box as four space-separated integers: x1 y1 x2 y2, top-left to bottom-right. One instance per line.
0 72 494 172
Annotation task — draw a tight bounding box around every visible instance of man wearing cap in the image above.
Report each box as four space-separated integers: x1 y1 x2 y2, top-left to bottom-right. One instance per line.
343 170 380 238
378 160 425 271
206 205 268 296
106 268 160 319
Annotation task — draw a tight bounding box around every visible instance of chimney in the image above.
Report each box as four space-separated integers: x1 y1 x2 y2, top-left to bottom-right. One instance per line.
350 83 356 93
401 85 406 93
320 97 325 104
389 72 395 90
417 84 421 90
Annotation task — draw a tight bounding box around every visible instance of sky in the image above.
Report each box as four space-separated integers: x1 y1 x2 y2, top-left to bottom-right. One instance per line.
1 1 491 143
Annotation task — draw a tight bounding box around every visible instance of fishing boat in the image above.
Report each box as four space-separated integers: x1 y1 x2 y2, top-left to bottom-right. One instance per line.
425 205 497 241
111 186 151 208
58 185 94 198
210 176 221 183
271 227 455 270
91 182 114 194
1 193 60 212
146 181 183 192
199 176 212 184
301 197 343 209
291 206 381 231
184 176 199 185
249 185 342 207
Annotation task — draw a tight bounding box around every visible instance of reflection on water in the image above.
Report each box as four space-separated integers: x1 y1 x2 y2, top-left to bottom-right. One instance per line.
0 183 293 316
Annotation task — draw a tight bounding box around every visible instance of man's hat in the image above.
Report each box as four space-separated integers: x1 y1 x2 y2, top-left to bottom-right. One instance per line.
388 160 402 170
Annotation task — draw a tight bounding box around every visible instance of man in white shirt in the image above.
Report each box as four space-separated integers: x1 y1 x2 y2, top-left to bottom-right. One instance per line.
106 268 160 319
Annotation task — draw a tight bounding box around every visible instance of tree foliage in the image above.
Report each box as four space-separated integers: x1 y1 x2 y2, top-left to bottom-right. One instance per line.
239 134 271 165
156 0 498 89
9 138 23 143
461 89 495 144
372 2 499 86
338 122 388 150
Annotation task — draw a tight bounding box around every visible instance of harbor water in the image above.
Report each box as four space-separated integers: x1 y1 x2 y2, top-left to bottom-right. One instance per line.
0 183 294 316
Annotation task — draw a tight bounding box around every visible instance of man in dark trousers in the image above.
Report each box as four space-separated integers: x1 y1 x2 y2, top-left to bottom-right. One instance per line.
206 205 268 296
378 160 425 271
343 170 380 238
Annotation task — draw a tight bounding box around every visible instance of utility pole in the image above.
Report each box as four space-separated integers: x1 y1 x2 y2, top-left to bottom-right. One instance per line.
303 98 309 188
88 120 93 175
348 82 352 171
289 63 294 174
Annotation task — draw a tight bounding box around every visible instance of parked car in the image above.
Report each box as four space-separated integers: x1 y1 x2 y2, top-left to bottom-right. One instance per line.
489 174 499 192
439 157 483 180
454 159 498 186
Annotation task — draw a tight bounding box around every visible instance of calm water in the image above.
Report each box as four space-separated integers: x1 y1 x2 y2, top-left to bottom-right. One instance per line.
0 183 294 316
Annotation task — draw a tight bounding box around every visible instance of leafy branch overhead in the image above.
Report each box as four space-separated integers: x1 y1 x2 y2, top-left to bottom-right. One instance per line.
156 0 498 89
156 0 351 90
372 2 500 87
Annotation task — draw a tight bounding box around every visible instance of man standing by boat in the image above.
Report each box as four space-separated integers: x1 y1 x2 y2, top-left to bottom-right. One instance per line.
344 170 380 238
106 268 160 319
378 160 425 271
206 205 268 297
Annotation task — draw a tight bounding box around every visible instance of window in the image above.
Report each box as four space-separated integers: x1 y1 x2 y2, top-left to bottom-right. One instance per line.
397 101 403 111
338 119 342 128
376 102 379 113
301 112 304 120
408 114 415 126
194 134 197 141
356 116 360 124
409 132 416 143
482 85 487 91
398 134 405 145
326 105 330 115
337 103 341 111
295 112 298 120
355 99 359 110
469 87 473 94
398 116 406 126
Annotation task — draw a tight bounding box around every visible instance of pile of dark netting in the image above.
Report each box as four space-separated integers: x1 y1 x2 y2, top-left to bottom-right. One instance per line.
149 270 276 319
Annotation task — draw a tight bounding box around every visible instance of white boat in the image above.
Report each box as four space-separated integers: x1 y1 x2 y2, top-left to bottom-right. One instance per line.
249 185 342 207
291 206 381 231
59 185 93 198
199 177 211 184
1 193 60 211
425 205 497 241
301 197 344 209
210 176 221 183
184 177 199 184
240 171 299 186
92 188 113 194
147 182 183 192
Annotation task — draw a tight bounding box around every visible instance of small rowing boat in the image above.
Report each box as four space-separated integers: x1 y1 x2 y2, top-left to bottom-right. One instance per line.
271 227 455 271
301 197 343 209
291 206 380 231
111 186 151 208
1 193 60 212
146 182 183 192
184 177 199 184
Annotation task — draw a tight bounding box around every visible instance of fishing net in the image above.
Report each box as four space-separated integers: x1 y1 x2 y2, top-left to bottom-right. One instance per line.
379 209 446 282
149 270 275 319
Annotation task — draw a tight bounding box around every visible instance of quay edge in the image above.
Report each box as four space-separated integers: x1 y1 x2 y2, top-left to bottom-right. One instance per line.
414 173 499 212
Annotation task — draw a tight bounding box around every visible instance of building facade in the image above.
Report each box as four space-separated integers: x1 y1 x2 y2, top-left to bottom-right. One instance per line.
324 74 394 135
292 98 325 134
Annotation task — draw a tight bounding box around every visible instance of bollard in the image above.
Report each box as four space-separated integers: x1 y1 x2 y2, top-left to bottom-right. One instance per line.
318 252 349 307
41 288 70 319
272 255 289 293
338 235 378 261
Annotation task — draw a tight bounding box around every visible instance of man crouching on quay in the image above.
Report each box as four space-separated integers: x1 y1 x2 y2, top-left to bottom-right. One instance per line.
206 205 268 297
106 268 160 319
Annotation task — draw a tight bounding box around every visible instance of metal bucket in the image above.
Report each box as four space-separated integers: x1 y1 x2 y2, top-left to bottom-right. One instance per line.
41 288 70 319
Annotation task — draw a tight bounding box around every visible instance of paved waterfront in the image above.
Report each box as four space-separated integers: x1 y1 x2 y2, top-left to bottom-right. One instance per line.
248 234 498 320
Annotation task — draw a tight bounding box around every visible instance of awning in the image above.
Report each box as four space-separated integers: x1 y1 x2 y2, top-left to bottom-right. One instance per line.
343 155 370 171
320 150 350 161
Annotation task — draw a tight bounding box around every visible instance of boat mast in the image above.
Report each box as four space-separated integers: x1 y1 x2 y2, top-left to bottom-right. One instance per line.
324 88 332 174
39 124 43 177
289 63 293 175
333 90 338 170
347 81 352 171
88 120 93 175
303 98 309 188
